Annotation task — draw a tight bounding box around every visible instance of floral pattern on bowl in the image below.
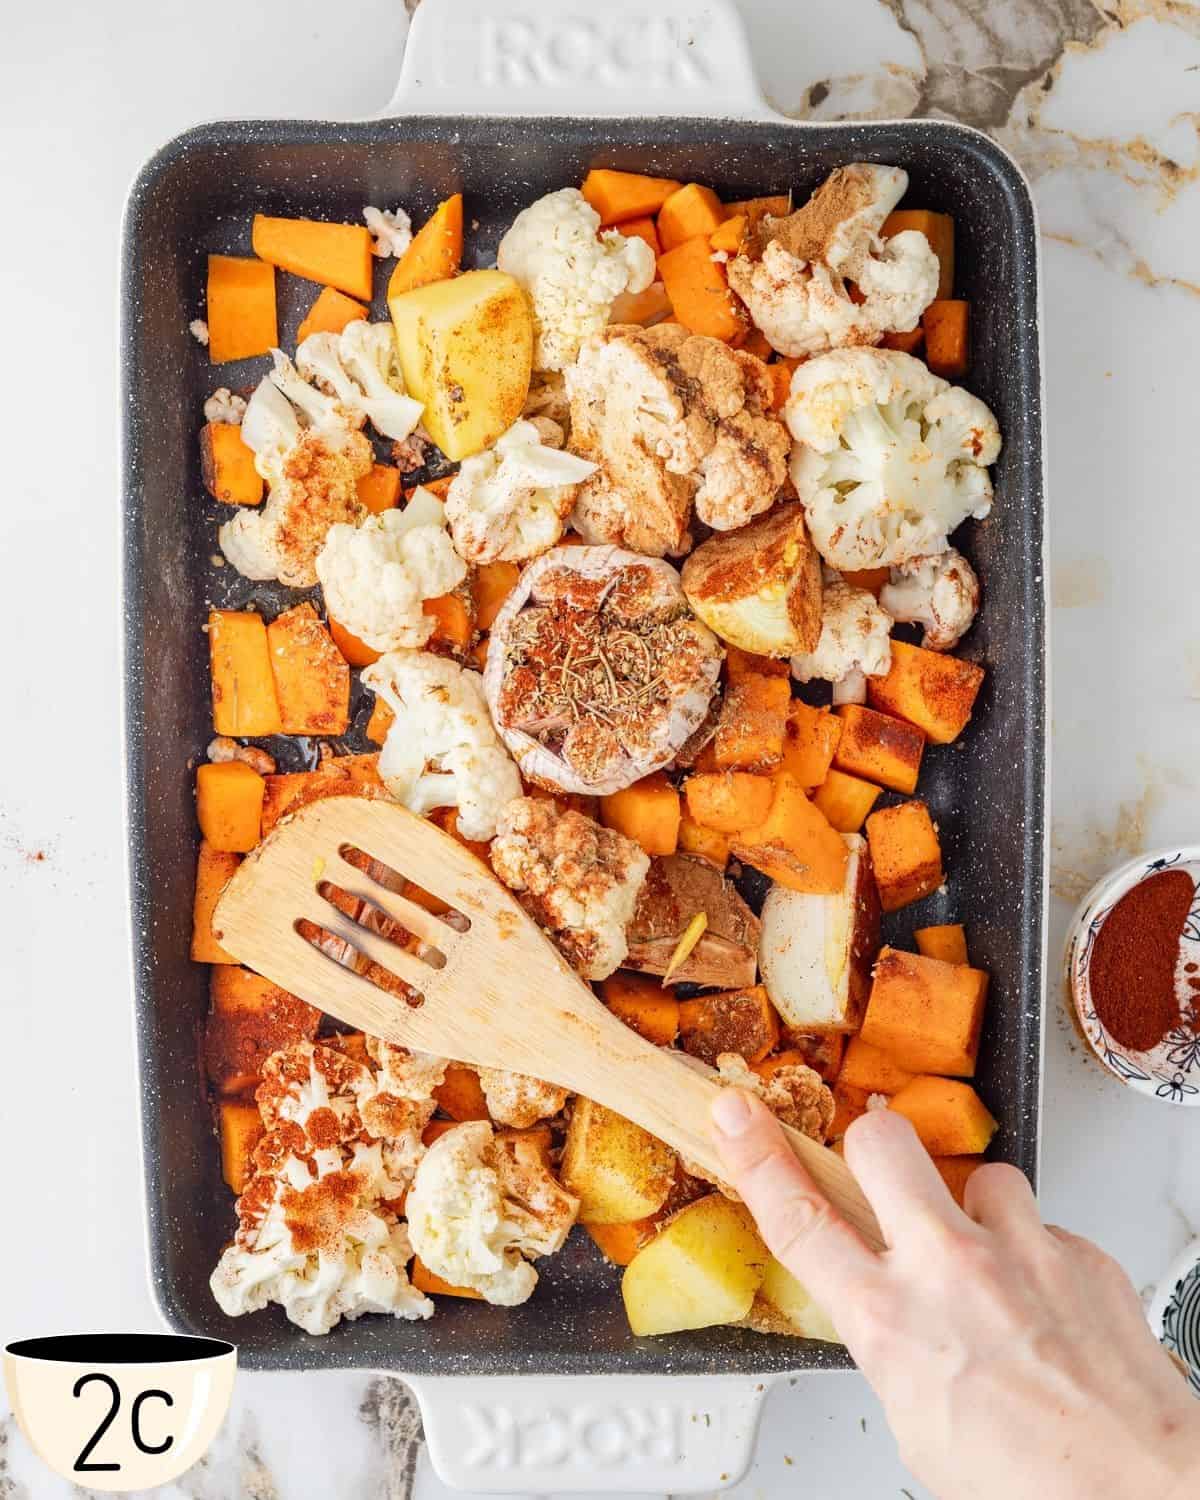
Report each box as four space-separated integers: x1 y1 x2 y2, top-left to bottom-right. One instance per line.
1064 847 1200 1107
1148 1240 1200 1399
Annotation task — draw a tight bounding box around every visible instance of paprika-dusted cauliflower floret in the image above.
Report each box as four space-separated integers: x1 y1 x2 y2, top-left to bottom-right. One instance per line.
296 322 424 442
405 1120 578 1305
363 204 413 259
315 488 467 652
362 652 522 841
785 347 1001 571
445 419 597 564
727 164 938 358
713 1053 835 1142
476 1066 569 1129
490 797 649 980
565 323 789 556
497 188 655 372
791 570 894 705
879 548 980 651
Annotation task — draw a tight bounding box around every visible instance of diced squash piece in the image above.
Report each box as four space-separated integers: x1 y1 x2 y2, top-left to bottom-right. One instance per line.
750 1047 809 1083
617 216 662 256
329 617 381 669
581 169 682 225
357 463 402 514
260 772 317 836
411 1256 484 1299
524 783 600 822
609 281 673 326
766 360 794 413
867 640 985 746
365 696 395 745
882 210 954 300
423 591 474 653
205 254 277 364
840 566 890 595
725 645 790 682
297 285 368 343
252 214 373 301
219 1099 263 1194
200 423 263 507
768 1033 846 1083
191 842 242 964
830 1083 871 1141
888 1077 998 1156
861 947 990 1077
713 675 791 772
388 193 464 297
622 1195 767 1336
321 753 383 788
433 1064 490 1122
923 299 969 378
781 702 843 790
678 813 730 867
600 971 680 1047
470 635 489 670
730 773 849 895
422 1118 459 1146
205 967 320 1096
834 704 925 795
327 1031 370 1066
587 1221 647 1267
709 214 747 255
209 609 282 738
560 1097 675 1224
865 799 943 911
473 561 521 630
267 602 350 735
411 474 455 502
915 923 969 966
684 772 774 835
812 768 882 834
658 236 744 342
757 1256 842 1342
880 326 925 354
679 984 780 1066
656 182 726 250
196 762 264 853
837 1036 915 1097
724 193 791 224
600 773 681 857
736 327 773 361
933 1154 985 1208
429 806 492 863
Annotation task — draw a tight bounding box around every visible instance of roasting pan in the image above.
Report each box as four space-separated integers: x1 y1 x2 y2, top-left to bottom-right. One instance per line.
120 0 1046 1488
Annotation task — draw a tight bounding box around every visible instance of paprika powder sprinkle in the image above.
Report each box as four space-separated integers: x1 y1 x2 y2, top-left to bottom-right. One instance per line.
1087 870 1195 1051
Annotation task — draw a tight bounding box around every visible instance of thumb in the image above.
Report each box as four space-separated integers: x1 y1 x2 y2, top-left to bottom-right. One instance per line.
711 1089 877 1311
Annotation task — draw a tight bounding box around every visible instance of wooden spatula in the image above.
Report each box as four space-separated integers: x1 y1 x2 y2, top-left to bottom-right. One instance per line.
214 793 884 1251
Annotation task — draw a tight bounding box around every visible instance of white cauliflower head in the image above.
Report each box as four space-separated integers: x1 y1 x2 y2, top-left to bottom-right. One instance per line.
315 489 467 652
791 570 894 704
405 1119 578 1305
445 418 597 564
879 548 980 651
476 1066 569 1129
363 204 413 258
362 651 523 841
785 347 1001 571
727 163 939 358
490 796 649 980
497 188 655 372
297 322 424 442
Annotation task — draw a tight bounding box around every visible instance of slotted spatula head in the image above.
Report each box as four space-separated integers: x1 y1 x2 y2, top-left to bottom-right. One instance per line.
213 793 884 1250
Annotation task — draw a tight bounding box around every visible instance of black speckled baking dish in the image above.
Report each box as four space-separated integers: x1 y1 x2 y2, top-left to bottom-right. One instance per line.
121 116 1045 1377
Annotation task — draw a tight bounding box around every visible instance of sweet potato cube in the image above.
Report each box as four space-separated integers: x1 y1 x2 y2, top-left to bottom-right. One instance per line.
729 773 849 895
657 182 726 249
423 591 474 654
766 361 793 413
366 697 396 746
205 254 277 363
868 640 985 746
933 1154 985 1208
356 463 402 515
266 603 350 735
617 216 662 257
586 1221 648 1266
581 169 682 225
834 704 925 795
882 210 954 299
422 1118 459 1147
865 799 943 911
218 1099 263 1194
880 326 925 355
209 609 281 738
709 214 747 254
922 299 969 378
600 773 681 856
713 675 790 772
724 193 791 225
196 762 264 853
754 1036 845 1084
830 1083 871 1141
684 772 775 835
839 566 890 596
609 281 673 326
915 923 969 966
600 971 680 1047
191 841 242 964
780 701 843 790
812 768 882 833
205 968 321 1096
200 423 263 507
328 617 381 669
260 772 317 836
410 1256 484 1299
657 236 744 341
433 1064 490 1122
724 645 790 683
677 813 730 868
252 214 373 302
297 285 368 343
861 947 989 1077
679 984 780 1066
388 195 464 298
837 1037 915 1097
888 1077 998 1156
473 561 521 631
327 1031 370 1067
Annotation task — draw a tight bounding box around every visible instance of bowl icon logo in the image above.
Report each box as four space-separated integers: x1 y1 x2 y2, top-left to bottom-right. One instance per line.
4 1334 236 1491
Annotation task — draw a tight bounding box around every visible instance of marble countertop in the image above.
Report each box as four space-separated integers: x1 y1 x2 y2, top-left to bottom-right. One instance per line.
2 0 1199 1495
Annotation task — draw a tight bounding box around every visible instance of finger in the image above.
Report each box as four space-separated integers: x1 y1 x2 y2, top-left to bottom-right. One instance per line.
711 1089 877 1310
843 1108 964 1246
963 1162 1042 1238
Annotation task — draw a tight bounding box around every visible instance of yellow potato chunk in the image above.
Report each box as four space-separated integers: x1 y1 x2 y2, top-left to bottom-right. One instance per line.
757 1256 842 1342
622 1194 767 1336
560 1097 676 1224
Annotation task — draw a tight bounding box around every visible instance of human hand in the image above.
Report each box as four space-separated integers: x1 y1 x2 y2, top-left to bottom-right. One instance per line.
711 1090 1200 1500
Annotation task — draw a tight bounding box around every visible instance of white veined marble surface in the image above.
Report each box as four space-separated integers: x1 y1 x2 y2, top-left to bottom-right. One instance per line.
2 0 1199 1495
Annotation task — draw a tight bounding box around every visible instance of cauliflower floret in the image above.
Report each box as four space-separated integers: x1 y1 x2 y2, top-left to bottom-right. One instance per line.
490 797 649 980
297 322 424 442
727 164 938 357
363 204 413 258
315 496 467 652
204 387 246 425
189 318 209 346
362 652 522 841
523 371 571 442
405 1120 578 1305
713 1053 835 1142
476 1066 569 1129
497 188 655 372
791 570 894 705
360 1038 447 1187
786 347 1001 571
565 323 789 556
879 548 980 651
445 419 597 564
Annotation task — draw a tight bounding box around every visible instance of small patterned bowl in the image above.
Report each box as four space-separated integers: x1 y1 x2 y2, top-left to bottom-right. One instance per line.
1064 846 1200 1106
1149 1240 1200 1398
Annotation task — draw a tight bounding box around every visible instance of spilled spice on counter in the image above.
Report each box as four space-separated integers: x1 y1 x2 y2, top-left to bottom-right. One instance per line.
1088 870 1196 1051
